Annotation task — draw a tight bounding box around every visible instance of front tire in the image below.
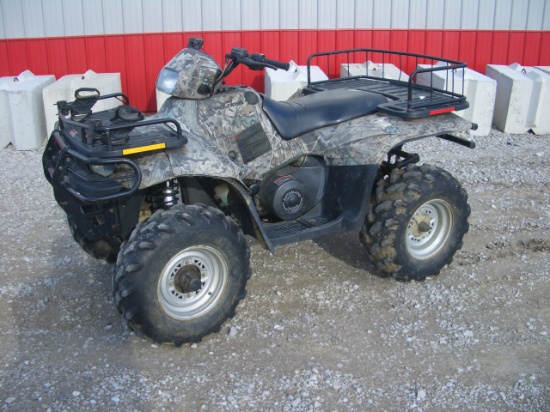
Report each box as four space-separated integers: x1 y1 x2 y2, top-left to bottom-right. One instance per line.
68 217 121 263
113 204 251 345
360 164 470 281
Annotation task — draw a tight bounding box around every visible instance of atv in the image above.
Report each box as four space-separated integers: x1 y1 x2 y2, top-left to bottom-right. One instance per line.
43 37 476 345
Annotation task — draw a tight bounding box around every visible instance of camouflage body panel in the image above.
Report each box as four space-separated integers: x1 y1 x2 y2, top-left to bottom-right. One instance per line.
300 112 472 167
129 86 472 188
164 48 222 99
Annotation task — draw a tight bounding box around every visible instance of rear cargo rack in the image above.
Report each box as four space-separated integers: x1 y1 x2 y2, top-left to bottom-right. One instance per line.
56 88 187 158
303 48 469 119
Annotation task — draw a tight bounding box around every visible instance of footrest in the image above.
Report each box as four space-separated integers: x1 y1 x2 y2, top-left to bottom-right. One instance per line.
264 217 330 240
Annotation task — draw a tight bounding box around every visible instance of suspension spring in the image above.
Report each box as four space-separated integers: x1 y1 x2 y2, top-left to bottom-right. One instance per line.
152 179 180 211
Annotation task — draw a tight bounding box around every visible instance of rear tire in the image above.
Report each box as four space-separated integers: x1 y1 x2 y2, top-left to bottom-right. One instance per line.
113 204 251 345
360 164 470 281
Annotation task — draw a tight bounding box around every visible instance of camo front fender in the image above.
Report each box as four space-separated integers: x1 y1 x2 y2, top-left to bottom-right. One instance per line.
131 134 245 189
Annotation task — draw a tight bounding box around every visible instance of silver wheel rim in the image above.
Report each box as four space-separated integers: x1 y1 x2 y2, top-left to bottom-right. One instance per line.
406 199 453 260
158 246 228 320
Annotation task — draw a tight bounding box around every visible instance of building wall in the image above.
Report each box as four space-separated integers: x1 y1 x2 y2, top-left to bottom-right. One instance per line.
1 0 549 111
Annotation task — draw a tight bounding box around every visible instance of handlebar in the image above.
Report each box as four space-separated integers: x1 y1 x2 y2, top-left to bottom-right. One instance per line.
250 53 290 71
226 48 290 71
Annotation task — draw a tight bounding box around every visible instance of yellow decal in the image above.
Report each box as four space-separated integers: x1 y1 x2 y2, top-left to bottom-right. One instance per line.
123 143 166 155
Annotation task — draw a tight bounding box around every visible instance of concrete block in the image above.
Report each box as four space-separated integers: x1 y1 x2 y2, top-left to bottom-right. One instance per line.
43 70 122 136
42 74 82 137
340 61 409 81
486 63 550 134
0 70 55 150
520 66 550 135
0 76 18 148
416 63 496 136
486 64 532 133
265 60 328 101
535 66 550 76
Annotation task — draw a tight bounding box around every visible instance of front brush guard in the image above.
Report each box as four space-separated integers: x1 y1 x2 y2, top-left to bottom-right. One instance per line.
43 131 142 203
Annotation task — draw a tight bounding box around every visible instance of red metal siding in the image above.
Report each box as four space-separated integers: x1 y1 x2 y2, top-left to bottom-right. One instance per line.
46 38 69 78
86 37 107 73
540 32 550 65
474 31 493 75
1 29 549 112
26 39 50 75
104 36 127 93
523 32 542 67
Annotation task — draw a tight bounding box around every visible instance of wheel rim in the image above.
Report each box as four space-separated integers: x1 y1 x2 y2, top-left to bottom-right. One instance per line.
158 245 228 320
405 199 453 260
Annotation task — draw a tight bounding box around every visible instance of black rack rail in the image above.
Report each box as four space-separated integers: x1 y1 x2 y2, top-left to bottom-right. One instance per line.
56 88 187 158
303 48 469 119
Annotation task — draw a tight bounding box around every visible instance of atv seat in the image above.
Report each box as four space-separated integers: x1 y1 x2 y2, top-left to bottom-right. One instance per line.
262 89 388 140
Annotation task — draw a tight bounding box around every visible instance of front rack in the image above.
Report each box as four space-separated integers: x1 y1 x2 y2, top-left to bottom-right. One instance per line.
304 48 469 119
56 88 187 158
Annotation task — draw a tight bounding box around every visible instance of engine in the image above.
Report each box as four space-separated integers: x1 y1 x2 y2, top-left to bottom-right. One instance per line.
257 156 327 221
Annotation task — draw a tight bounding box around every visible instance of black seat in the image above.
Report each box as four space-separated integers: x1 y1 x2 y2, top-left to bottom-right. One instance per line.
262 89 388 140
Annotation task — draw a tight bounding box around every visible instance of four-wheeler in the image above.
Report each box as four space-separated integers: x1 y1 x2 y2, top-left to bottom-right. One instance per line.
43 37 475 345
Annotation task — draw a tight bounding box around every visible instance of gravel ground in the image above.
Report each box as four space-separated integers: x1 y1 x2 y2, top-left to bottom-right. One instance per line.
0 127 548 411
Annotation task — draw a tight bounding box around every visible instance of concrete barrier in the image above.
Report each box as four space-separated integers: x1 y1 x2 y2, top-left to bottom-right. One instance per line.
486 63 550 134
340 61 408 81
0 71 55 150
0 76 17 148
416 63 496 137
265 61 328 101
43 70 121 136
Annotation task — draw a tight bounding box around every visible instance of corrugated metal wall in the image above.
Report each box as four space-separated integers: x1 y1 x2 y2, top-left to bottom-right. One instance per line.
1 0 549 111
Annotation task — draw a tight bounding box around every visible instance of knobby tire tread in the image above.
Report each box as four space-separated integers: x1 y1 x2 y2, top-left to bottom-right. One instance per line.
360 164 470 281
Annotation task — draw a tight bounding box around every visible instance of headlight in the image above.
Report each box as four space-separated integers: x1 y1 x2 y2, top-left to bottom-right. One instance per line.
156 68 179 95
90 164 116 177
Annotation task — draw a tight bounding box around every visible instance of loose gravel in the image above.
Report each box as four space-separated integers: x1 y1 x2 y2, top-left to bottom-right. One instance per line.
0 127 548 411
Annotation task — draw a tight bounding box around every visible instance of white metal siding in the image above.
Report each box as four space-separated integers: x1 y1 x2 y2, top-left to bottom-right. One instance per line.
354 0 374 28
461 0 480 30
221 0 239 30
102 0 123 35
372 0 391 29
1 0 549 38
336 0 355 29
202 0 222 31
0 3 4 38
527 0 546 29
260 0 279 30
409 0 427 28
280 0 299 29
83 0 104 36
426 0 445 29
182 0 202 31
392 0 411 29
2 0 26 38
444 0 462 30
318 0 337 30
242 0 261 30
477 0 496 29
510 0 529 30
62 0 85 37
22 0 46 38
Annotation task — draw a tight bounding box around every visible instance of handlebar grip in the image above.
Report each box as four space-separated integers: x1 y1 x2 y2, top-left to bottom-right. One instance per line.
263 58 290 71
249 53 290 71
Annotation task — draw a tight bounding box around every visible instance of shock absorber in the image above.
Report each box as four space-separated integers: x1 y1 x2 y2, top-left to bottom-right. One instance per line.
152 179 180 210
